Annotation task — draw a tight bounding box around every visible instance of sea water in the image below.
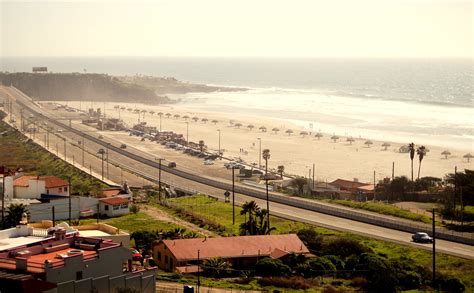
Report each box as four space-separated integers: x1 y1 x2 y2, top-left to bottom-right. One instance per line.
1 57 472 151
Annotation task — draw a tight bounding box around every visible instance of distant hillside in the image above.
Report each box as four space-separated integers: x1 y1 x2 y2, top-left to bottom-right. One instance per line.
118 75 247 94
0 73 172 104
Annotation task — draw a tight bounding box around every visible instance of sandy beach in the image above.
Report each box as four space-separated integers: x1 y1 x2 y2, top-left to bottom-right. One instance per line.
65 101 472 184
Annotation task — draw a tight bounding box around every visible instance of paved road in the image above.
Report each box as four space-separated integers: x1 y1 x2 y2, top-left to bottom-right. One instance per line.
2 86 473 260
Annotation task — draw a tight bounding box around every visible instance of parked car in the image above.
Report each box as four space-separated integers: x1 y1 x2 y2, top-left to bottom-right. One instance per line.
168 162 177 168
412 232 433 243
120 144 127 149
204 160 214 165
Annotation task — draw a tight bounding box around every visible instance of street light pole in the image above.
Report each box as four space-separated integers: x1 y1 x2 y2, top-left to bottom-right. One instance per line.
158 158 162 201
63 138 67 160
106 143 110 179
82 134 85 166
257 138 261 169
217 129 221 158
232 166 235 225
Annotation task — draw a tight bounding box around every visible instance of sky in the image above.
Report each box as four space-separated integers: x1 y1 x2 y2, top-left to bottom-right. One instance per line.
0 0 472 58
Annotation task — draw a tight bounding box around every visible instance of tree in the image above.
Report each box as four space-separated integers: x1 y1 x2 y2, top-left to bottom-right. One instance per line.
297 257 336 278
277 165 285 179
289 177 307 194
445 169 474 205
202 257 231 278
408 143 415 181
198 140 205 152
416 145 426 179
255 258 291 277
5 203 29 228
240 200 259 235
130 204 140 214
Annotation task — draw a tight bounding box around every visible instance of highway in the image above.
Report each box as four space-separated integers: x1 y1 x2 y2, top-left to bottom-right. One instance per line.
1 85 473 260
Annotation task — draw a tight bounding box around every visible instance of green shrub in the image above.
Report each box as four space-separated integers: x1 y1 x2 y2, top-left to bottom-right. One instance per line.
321 237 372 258
296 256 336 278
255 257 291 277
257 276 316 289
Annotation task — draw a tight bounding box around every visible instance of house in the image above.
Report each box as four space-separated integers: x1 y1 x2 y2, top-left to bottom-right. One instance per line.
152 234 310 272
329 178 375 199
4 175 69 199
99 197 130 217
0 227 156 293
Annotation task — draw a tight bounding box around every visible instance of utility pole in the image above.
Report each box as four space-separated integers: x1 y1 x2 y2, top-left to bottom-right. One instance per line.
454 166 457 212
158 158 162 201
68 177 72 225
312 163 315 189
82 134 85 166
46 128 50 149
106 143 110 179
232 166 235 225
63 138 67 160
373 170 376 201
432 208 436 285
52 206 56 226
392 162 395 180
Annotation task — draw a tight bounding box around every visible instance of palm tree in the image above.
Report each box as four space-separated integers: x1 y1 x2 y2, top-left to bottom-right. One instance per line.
285 129 293 136
331 135 339 143
441 150 451 159
211 119 218 125
315 133 323 140
259 126 267 132
240 201 259 235
255 209 275 235
192 116 199 122
262 148 271 232
416 145 426 179
198 140 205 152
408 142 415 181
202 257 231 278
5 203 29 228
346 137 355 145
300 131 308 137
289 177 307 194
382 142 391 151
277 165 285 179
247 124 255 131
364 140 373 148
463 153 473 162
272 127 280 134
235 123 243 129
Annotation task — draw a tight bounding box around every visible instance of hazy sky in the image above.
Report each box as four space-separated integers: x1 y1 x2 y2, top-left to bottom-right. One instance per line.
1 0 472 58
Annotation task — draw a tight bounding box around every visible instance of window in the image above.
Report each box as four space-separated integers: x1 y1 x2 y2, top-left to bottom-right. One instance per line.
59 187 62 192
157 252 162 261
120 203 128 209
64 187 68 192
113 205 119 210
105 205 109 211
76 271 83 280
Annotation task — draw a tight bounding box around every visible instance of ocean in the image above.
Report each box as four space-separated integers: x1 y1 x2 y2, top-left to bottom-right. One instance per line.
1 57 473 151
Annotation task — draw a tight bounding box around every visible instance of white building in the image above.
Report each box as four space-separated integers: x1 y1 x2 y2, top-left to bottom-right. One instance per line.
99 197 130 217
4 175 69 199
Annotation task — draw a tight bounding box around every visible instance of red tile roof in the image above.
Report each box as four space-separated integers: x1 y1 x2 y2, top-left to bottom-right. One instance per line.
102 189 122 198
329 179 370 190
13 176 68 188
157 234 309 261
100 197 129 205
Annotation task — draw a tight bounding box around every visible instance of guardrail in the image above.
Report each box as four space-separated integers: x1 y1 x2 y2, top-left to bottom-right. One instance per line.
10 86 474 246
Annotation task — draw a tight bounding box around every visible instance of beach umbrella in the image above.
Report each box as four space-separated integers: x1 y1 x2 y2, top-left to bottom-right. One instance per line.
158 112 163 117
211 119 219 125
133 109 140 113
346 137 355 145
300 131 308 137
235 123 243 129
182 115 190 120
120 106 126 110
331 135 339 142
364 140 373 148
382 142 391 150
173 114 180 119
192 116 199 122
259 126 267 132
114 105 119 110
285 129 294 136
315 133 323 140
164 113 170 118
149 110 155 115
201 118 209 123
229 120 235 126
247 124 255 131
463 153 473 162
272 127 280 134
441 150 451 159
141 109 147 113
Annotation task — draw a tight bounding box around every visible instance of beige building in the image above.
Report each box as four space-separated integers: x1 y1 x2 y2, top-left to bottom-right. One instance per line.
4 175 69 199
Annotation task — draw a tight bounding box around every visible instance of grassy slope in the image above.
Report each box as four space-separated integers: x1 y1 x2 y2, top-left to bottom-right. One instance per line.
163 195 474 289
0 114 107 195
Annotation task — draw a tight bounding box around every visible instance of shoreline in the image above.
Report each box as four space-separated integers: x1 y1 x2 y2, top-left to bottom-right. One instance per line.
62 101 472 183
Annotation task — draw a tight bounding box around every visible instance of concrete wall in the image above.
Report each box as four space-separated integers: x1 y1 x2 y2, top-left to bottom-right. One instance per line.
14 179 46 199
27 197 100 222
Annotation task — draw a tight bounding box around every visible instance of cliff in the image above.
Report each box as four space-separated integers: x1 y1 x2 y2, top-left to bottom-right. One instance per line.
0 73 172 104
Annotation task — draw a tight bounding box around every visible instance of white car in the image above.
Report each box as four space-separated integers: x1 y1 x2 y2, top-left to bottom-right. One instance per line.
204 160 214 165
